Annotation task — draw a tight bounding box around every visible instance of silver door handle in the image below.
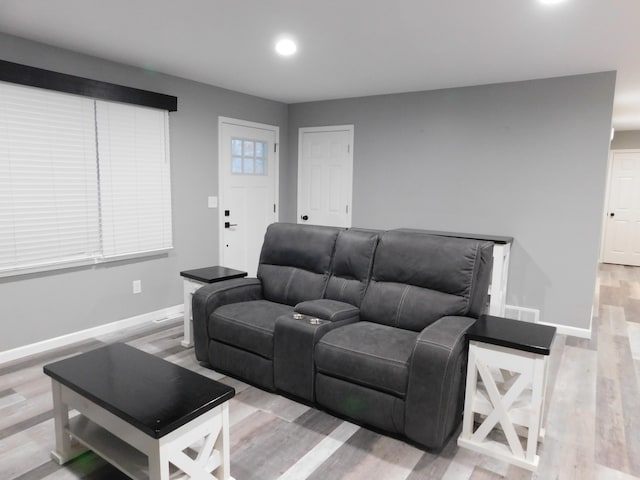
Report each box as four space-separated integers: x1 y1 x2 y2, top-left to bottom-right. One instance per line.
224 222 238 228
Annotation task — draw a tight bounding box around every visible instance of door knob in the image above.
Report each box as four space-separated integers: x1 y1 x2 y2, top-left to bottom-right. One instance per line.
609 213 615 218
301 215 309 221
224 222 238 228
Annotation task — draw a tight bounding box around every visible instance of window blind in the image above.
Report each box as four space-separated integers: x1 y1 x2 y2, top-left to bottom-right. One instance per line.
0 82 100 275
0 81 173 277
96 101 173 259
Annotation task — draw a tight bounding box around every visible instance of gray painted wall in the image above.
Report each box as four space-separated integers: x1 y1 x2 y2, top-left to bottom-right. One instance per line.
288 72 616 331
0 34 288 351
0 32 616 349
611 130 640 149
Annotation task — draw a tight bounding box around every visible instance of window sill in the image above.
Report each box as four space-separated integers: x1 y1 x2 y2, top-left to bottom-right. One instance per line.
0 247 173 279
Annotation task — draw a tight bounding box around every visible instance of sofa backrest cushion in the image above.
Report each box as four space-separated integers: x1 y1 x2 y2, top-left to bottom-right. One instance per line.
360 230 493 331
258 223 341 306
324 229 379 307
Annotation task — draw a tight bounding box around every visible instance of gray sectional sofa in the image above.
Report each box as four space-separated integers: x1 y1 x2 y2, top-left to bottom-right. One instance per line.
192 223 493 450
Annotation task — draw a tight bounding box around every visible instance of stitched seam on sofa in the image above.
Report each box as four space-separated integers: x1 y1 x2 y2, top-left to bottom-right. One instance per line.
440 346 462 442
416 327 465 350
361 236 379 301
317 368 407 398
283 268 297 304
423 328 467 442
411 336 457 442
434 344 456 443
202 282 261 336
202 281 261 315
395 285 411 328
318 341 410 366
329 305 358 322
339 277 348 301
214 311 275 335
212 338 273 361
464 244 481 315
323 233 340 298
390 397 402 433
365 236 378 281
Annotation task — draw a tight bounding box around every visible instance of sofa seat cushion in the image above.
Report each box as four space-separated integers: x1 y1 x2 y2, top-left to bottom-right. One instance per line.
315 321 418 398
209 300 293 359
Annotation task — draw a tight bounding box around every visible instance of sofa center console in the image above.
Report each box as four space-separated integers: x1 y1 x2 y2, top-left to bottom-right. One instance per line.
274 313 329 401
274 299 361 402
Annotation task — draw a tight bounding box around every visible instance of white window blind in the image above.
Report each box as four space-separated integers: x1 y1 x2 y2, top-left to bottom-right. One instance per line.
96 101 172 259
0 82 100 274
0 82 173 277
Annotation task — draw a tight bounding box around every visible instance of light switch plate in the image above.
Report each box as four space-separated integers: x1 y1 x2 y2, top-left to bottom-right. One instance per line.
208 196 218 208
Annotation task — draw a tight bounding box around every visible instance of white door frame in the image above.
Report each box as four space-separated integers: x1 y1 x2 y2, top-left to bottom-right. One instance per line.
297 124 354 226
218 116 279 267
600 148 640 262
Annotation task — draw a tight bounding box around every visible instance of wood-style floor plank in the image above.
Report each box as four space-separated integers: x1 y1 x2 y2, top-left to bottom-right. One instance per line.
2 264 640 480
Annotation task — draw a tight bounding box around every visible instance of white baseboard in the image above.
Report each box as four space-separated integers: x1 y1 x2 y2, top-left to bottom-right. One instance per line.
0 304 183 365
537 320 592 339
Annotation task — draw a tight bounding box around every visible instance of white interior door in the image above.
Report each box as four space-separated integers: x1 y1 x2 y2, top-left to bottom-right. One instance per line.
603 150 640 266
298 126 353 227
219 118 278 276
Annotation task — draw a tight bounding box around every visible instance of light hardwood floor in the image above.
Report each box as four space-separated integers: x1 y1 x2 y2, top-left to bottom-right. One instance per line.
1 263 639 480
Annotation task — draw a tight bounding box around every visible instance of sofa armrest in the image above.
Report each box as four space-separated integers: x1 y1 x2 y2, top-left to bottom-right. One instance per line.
192 277 263 361
294 299 360 323
404 315 476 450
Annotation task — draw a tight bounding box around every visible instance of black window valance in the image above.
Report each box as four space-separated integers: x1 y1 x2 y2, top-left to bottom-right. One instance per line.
0 59 177 111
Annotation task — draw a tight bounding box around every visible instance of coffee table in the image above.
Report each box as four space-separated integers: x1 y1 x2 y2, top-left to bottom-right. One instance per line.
44 343 235 479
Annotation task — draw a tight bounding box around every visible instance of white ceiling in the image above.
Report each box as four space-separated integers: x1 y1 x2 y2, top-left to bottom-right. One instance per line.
1 0 639 130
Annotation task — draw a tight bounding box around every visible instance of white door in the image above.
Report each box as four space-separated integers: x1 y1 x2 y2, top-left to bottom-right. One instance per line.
603 150 640 266
298 126 353 227
219 118 278 277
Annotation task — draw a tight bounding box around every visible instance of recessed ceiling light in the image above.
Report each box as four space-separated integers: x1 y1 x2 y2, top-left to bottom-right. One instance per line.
275 38 297 56
539 0 566 4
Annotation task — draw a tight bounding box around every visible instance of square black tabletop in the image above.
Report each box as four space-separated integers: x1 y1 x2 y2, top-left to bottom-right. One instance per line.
180 266 247 283
43 343 235 438
466 315 556 355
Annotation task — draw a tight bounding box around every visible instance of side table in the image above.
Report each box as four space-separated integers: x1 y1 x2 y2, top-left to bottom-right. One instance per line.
179 266 247 348
457 315 556 472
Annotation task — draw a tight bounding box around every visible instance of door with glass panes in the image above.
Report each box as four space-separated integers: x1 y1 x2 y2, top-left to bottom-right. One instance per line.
219 118 278 277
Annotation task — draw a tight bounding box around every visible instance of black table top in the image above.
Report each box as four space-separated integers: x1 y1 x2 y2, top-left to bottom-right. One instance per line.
466 315 556 355
43 343 235 439
180 266 247 283
395 228 513 245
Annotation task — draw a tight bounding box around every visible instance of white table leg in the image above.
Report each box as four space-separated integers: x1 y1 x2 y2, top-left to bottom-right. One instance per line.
462 343 478 439
50 380 88 465
148 445 170 480
216 403 232 480
182 279 202 348
150 404 235 480
489 243 510 316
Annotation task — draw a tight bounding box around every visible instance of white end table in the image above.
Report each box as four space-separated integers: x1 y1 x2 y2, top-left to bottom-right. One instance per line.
457 315 556 472
179 266 247 347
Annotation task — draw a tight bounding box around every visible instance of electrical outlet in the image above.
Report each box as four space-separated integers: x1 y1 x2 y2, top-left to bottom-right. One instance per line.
132 280 142 294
